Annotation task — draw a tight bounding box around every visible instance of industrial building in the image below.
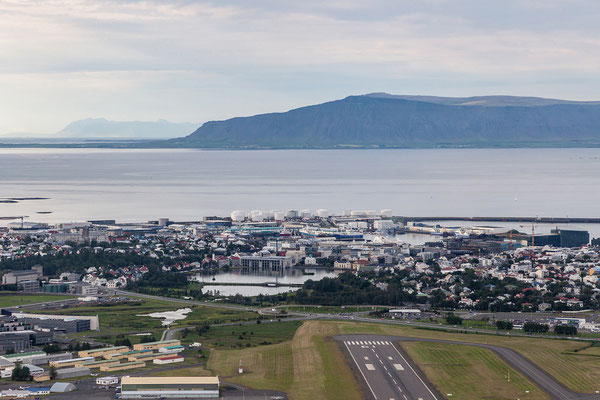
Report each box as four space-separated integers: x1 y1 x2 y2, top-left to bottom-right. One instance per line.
120 376 220 399
100 361 145 372
158 345 184 354
78 345 128 358
83 359 121 369
50 356 94 368
1 266 43 285
55 366 91 379
133 339 180 351
153 355 184 365
11 312 99 332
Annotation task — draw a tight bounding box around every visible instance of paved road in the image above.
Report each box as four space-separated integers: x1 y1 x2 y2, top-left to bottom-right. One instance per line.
337 334 600 400
339 336 439 400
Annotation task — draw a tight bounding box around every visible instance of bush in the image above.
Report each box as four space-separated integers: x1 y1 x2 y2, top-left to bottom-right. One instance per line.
523 322 549 333
496 320 513 330
554 324 577 335
445 313 463 325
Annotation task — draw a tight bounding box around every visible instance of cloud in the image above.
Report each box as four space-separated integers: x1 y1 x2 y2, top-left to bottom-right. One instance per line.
1 0 599 134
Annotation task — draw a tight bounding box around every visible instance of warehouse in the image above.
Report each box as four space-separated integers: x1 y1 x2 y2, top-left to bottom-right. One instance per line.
100 361 145 372
83 359 121 369
120 376 219 399
128 352 164 362
11 312 99 331
55 366 91 379
158 345 185 354
153 355 184 365
50 356 93 368
78 345 128 358
133 339 180 351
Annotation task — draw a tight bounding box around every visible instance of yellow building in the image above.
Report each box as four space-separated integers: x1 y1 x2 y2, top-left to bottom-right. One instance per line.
127 353 164 362
78 346 128 358
132 339 181 351
50 357 94 368
100 361 145 372
83 359 122 369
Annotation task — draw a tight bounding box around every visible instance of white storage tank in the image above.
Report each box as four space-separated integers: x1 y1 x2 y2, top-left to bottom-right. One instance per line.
316 209 330 218
230 211 245 222
301 209 313 218
251 212 265 222
380 209 393 217
264 210 274 220
350 210 364 217
274 211 286 221
158 218 169 226
365 210 377 216
343 210 352 216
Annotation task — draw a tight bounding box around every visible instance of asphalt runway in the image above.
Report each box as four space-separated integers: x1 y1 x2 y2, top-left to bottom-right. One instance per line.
341 336 439 400
337 334 600 400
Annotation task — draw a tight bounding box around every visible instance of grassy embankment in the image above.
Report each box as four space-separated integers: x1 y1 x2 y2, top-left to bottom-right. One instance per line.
178 320 301 349
27 298 258 344
0 293 76 308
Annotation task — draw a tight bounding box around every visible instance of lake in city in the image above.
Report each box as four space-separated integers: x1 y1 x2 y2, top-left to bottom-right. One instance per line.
193 268 338 296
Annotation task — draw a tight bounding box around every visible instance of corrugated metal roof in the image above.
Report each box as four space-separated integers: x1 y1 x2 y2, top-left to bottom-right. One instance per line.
122 376 219 385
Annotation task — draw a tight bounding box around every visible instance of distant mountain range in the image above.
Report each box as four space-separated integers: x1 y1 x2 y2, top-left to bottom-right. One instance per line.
172 93 600 148
57 118 198 139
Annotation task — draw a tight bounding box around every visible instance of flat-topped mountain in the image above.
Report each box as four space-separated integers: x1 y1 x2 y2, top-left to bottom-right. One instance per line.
58 118 198 139
173 94 600 148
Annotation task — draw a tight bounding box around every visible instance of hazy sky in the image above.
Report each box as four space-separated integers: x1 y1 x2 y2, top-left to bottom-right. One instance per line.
1 0 600 135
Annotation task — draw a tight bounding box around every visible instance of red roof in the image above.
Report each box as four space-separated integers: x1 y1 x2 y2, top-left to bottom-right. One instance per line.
158 355 184 360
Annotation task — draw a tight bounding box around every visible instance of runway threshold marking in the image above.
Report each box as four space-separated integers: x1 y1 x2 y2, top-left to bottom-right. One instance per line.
393 364 404 371
366 364 376 370
391 343 439 400
344 341 378 400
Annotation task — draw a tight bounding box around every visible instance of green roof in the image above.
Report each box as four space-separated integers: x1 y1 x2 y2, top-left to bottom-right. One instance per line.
84 359 121 366
108 361 144 367
4 351 45 359
137 340 179 346
85 346 128 354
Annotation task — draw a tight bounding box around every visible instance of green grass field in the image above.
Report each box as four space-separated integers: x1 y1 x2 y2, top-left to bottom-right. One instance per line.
179 320 302 349
28 298 258 344
402 341 548 399
0 293 75 308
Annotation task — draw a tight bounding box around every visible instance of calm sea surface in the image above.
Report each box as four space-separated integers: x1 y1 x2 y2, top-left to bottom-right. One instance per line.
1 148 600 236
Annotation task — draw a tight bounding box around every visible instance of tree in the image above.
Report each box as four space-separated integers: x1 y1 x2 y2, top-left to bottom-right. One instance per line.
140 335 157 343
523 322 549 333
445 313 463 325
496 320 513 330
49 365 57 380
554 325 577 335
11 364 32 381
115 337 132 347
43 344 61 354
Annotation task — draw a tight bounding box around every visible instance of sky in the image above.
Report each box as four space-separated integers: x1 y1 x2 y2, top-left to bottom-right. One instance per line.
1 0 600 135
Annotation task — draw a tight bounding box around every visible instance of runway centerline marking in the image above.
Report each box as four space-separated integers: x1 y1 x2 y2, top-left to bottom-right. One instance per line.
344 342 378 400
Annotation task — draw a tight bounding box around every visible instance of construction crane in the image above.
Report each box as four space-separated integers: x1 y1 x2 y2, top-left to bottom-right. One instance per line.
520 222 536 247
0 216 29 229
